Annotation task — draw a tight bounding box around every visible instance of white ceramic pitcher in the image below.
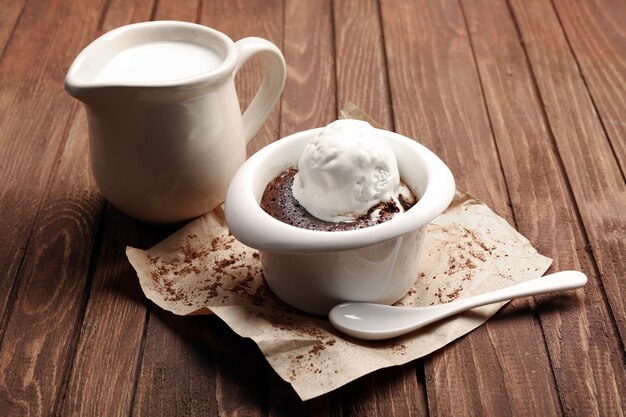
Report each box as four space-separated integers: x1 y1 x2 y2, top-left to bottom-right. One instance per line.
65 21 286 223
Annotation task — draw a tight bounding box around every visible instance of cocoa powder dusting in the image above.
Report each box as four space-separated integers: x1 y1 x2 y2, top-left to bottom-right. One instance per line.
182 236 210 263
145 233 270 308
392 344 407 354
214 256 237 270
309 342 326 356
435 287 444 303
446 285 463 301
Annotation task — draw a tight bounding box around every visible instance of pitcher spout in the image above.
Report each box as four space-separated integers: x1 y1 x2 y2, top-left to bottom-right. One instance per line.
64 54 103 101
64 21 238 104
64 36 130 102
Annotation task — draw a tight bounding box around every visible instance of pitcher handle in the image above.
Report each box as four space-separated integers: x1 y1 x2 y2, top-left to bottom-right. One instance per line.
234 37 286 144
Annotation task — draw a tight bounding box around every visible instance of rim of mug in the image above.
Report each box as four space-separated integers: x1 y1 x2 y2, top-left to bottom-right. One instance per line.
224 127 456 254
65 21 238 93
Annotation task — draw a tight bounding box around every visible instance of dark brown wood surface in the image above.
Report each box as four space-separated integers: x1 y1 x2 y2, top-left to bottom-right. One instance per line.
0 0 623 416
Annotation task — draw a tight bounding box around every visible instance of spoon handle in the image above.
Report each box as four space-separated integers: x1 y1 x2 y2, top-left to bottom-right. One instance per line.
436 270 587 319
329 271 588 340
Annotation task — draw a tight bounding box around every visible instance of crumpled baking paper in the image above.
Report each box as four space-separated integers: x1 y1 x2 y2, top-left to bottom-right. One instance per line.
127 104 551 400
126 189 551 400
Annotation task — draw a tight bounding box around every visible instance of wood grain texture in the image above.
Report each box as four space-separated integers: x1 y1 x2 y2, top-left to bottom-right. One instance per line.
61 206 169 417
509 0 626 345
460 0 626 415
380 0 562 415
100 0 154 32
380 0 509 206
0 0 104 336
280 0 337 136
0 0 107 415
333 0 393 130
154 0 201 21
553 0 626 173
0 108 103 417
133 313 220 417
343 366 427 417
0 0 25 57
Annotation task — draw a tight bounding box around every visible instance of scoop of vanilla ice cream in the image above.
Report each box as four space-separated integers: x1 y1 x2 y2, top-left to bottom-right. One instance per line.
291 119 401 222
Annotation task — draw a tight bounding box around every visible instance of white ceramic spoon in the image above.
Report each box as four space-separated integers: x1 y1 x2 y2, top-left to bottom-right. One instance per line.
328 270 587 340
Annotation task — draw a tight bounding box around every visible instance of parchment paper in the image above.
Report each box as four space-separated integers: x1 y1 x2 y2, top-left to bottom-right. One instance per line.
126 107 552 401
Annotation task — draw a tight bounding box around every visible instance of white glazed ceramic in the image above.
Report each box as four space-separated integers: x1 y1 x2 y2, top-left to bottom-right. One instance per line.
329 271 588 340
224 128 456 315
65 21 286 223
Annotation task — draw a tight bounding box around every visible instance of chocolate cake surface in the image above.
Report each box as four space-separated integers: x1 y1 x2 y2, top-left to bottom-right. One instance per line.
260 168 415 232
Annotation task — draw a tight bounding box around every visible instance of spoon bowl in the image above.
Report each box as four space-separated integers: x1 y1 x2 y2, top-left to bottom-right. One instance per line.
328 270 587 340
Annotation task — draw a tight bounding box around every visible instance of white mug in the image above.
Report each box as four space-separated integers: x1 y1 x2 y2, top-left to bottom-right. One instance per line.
65 21 286 223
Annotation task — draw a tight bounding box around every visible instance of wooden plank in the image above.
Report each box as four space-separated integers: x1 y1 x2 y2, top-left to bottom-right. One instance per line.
343 365 427 417
132 313 220 416
509 0 626 344
332 0 427 414
61 205 169 416
553 0 626 173
460 0 626 415
281 0 336 137
0 0 104 335
379 0 563 415
0 0 109 414
154 0 200 21
131 1 283 415
0 0 25 57
133 290 265 416
334 0 393 130
0 111 103 417
100 0 154 33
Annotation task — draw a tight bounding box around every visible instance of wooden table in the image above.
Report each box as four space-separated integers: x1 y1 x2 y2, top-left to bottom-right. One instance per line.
1 0 624 415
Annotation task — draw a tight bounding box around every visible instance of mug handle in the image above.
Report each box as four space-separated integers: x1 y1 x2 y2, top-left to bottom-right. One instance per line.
234 37 287 144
